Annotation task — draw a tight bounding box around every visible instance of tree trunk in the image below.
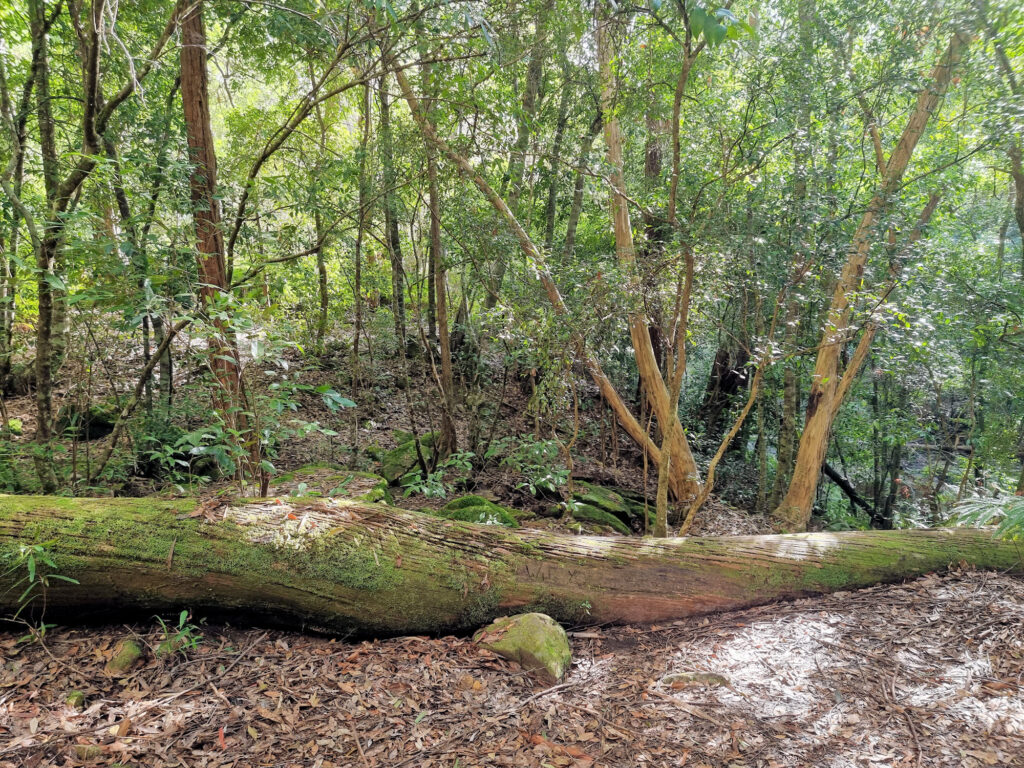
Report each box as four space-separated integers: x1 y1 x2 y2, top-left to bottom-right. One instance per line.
773 32 969 531
596 9 701 504
378 75 407 343
485 1 550 308
180 0 246 430
543 71 571 251
1 496 1019 636
563 113 602 258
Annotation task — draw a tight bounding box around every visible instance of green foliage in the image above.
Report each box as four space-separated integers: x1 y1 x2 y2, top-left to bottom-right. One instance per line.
401 451 476 499
489 436 568 496
154 610 203 656
951 496 1024 540
2 540 79 639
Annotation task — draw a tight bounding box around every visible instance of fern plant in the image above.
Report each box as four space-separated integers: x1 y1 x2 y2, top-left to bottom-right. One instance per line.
951 495 1024 540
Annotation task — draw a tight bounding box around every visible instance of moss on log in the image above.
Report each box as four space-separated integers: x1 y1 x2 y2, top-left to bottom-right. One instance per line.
0 495 1020 636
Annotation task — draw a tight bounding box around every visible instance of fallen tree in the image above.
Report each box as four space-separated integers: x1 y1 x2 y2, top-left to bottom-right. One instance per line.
1 495 1020 636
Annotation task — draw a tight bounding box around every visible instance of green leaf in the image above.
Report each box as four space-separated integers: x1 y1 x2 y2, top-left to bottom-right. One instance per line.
689 6 707 37
707 22 727 46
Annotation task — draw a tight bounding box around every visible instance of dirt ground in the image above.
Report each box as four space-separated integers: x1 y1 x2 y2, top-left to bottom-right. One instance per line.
2 569 1021 768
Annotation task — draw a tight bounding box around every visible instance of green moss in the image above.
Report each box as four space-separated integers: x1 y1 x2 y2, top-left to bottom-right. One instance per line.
380 432 437 483
65 690 86 710
105 639 144 675
435 496 521 527
444 495 494 511
573 482 630 516
474 613 572 683
570 503 630 535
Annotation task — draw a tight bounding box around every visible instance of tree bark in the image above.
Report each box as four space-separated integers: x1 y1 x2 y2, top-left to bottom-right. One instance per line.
378 75 407 343
180 0 247 431
1 496 1019 636
562 113 602 257
773 32 969 531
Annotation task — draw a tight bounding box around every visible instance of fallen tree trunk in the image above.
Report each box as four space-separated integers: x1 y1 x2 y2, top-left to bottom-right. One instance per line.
1 495 1020 636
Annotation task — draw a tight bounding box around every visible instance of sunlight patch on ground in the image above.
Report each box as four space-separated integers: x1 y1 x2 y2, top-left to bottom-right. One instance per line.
900 652 1024 735
666 614 847 719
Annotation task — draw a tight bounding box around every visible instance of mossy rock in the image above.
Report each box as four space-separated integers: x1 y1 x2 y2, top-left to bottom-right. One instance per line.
271 464 391 503
444 495 533 521
573 482 630 517
2 361 32 396
474 612 572 684
436 497 520 527
4 418 22 436
380 432 437 484
57 401 117 441
105 639 144 675
569 503 630 535
74 745 104 761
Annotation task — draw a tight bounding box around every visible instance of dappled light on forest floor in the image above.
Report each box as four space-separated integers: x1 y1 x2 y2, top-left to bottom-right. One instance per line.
2 570 1021 767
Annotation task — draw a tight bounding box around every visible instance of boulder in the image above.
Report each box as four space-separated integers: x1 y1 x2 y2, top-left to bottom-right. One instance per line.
474 613 572 683
380 431 437 484
104 639 144 675
569 502 630 535
573 481 630 516
437 496 520 527
57 401 117 440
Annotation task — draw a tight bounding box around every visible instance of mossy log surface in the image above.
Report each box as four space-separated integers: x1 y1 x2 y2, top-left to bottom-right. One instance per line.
1 495 1020 636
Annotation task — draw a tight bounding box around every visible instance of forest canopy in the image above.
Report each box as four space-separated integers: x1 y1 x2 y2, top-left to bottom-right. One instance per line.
0 0 1022 537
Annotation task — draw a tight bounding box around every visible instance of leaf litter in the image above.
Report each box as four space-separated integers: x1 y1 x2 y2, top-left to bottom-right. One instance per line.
1 568 1021 767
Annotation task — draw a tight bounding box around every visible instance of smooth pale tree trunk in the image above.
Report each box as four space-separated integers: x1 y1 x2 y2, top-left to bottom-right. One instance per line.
773 32 969 531
1 496 1019 636
394 69 696 501
596 10 701 512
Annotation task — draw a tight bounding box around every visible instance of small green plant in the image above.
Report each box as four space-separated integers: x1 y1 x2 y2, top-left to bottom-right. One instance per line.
154 610 203 656
2 540 79 640
401 451 477 499
951 495 1024 540
491 436 568 496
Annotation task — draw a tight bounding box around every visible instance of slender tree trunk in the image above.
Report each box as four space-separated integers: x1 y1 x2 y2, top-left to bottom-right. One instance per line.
596 8 701 508
394 68 696 500
311 215 327 350
563 113 602 258
1010 145 1024 278
180 0 249 472
486 3 549 308
420 57 457 454
378 75 406 344
543 71 571 251
773 32 969 530
28 0 64 493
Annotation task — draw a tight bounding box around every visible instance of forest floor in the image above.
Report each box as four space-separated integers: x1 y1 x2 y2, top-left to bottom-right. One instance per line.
2 569 1022 768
